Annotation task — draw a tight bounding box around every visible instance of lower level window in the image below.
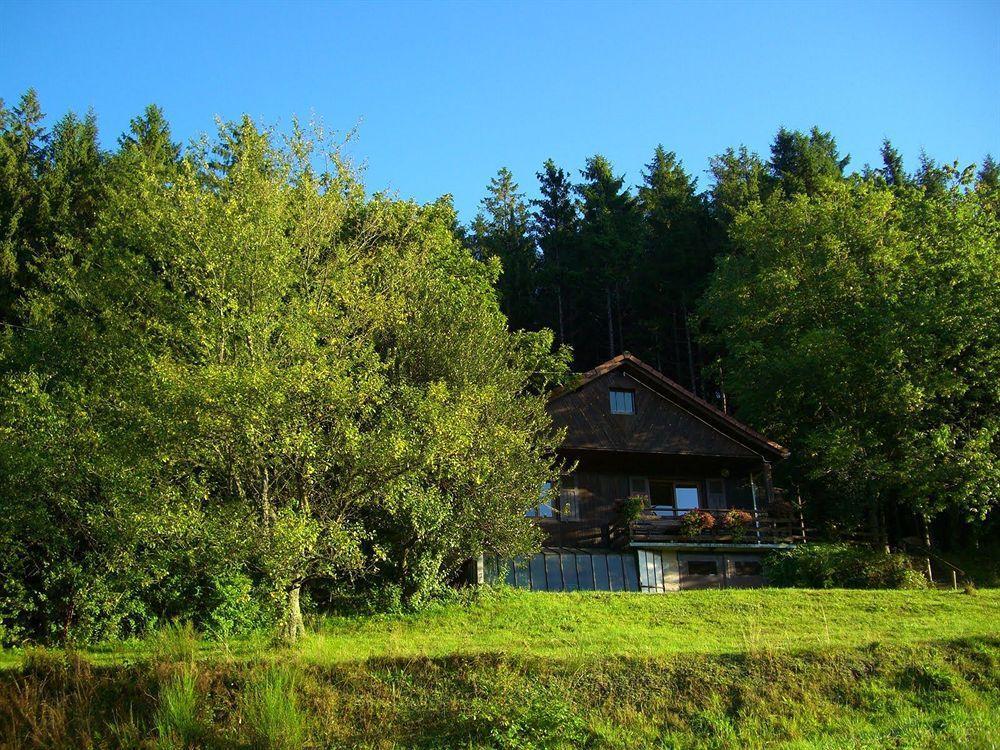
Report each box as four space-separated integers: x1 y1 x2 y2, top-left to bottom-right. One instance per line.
687 560 719 575
732 560 763 576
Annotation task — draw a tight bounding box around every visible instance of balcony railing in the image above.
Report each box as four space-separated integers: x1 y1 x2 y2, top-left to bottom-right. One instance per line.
622 507 808 546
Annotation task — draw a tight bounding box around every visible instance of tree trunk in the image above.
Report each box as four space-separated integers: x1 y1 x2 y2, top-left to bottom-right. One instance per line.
922 515 934 584
284 584 305 643
682 303 697 395
556 287 565 345
606 287 615 358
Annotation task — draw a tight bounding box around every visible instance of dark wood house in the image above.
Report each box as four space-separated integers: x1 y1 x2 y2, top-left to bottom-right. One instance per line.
484 353 804 591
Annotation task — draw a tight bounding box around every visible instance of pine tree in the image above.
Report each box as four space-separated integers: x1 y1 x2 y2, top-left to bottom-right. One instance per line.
0 90 49 324
118 104 180 172
976 154 998 189
470 168 537 331
878 139 910 187
707 146 771 227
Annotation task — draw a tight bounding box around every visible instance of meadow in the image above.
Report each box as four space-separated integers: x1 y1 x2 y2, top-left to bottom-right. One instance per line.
1 588 998 749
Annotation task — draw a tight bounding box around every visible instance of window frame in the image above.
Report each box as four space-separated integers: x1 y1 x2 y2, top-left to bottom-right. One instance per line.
629 477 703 518
609 388 636 415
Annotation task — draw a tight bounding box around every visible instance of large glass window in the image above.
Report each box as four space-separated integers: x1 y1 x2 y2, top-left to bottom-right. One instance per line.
609 388 635 414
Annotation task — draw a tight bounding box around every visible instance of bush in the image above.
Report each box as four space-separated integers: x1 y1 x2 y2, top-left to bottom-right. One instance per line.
764 544 928 589
680 509 716 537
620 495 647 522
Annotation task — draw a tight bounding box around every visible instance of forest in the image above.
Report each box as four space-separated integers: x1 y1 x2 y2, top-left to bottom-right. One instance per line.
1 89 998 645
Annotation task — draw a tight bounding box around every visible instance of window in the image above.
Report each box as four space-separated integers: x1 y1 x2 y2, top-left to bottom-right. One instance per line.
732 560 763 577
674 484 700 512
646 479 701 517
609 388 635 414
528 479 579 520
559 479 580 520
526 481 555 518
687 560 719 576
629 476 649 498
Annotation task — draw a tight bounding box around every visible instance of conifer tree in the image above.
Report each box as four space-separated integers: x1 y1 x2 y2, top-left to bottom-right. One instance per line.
470 168 537 331
576 155 642 364
531 159 577 345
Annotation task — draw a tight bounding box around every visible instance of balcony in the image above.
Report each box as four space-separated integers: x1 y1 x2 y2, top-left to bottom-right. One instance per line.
617 507 808 547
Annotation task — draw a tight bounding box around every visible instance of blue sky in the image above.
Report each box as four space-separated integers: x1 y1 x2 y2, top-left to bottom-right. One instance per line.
3 0 998 221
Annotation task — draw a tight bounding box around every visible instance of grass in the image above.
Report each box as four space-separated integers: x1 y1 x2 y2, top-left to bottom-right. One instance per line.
1 588 998 748
300 587 1000 663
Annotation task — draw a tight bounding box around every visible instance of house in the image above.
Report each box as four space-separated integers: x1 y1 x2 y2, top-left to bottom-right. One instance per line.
482 353 803 591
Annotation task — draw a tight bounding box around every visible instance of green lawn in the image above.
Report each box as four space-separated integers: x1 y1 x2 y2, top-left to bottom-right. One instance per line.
300 587 1000 663
2 588 999 749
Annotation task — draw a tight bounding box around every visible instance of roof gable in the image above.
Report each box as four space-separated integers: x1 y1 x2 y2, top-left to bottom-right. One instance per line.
548 354 788 461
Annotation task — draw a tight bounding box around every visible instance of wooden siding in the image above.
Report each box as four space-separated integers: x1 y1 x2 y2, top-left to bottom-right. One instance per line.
549 370 758 458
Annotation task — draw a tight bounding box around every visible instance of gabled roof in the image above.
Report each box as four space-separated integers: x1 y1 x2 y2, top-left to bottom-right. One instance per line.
548 352 789 461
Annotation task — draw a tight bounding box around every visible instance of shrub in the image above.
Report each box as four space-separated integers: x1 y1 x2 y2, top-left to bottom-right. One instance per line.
621 495 647 522
680 509 716 537
764 544 928 589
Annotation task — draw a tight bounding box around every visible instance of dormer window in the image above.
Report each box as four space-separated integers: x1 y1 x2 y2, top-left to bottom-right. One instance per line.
609 388 635 414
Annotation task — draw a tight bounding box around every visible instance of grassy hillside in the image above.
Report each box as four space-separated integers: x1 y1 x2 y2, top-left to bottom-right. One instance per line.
1 589 998 749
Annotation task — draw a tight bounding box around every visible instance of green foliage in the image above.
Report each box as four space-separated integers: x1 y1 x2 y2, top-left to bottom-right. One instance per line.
155 668 203 748
239 667 308 750
151 621 199 666
764 544 928 589
0 95 566 644
0 607 997 749
704 176 1000 528
621 495 647 522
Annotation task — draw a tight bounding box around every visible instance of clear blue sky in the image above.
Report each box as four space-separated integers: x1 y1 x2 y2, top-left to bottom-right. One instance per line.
3 0 998 221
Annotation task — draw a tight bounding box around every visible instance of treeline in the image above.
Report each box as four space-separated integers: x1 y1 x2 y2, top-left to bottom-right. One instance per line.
470 133 1000 545
0 91 571 644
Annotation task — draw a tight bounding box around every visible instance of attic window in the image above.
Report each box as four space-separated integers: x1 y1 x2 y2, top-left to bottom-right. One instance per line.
610 388 635 414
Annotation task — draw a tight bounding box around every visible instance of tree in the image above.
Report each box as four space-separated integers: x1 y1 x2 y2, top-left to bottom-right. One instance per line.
575 155 642 364
877 139 910 187
0 112 568 644
769 126 849 196
704 177 1000 539
636 146 717 391
0 90 49 325
531 159 578 345
469 168 538 331
708 146 771 228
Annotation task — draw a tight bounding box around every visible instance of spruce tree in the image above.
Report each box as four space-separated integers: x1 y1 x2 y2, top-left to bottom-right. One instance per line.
576 155 642 364
469 168 538 331
531 159 577 345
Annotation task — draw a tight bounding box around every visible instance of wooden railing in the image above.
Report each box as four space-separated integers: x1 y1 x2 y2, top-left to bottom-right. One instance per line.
625 508 808 546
